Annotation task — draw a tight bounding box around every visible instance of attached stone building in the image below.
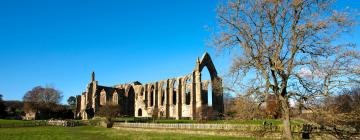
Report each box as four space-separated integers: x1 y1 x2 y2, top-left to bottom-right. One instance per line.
76 52 223 120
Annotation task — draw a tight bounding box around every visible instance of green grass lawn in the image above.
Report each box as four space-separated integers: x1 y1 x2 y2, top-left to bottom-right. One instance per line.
0 126 258 140
0 119 38 124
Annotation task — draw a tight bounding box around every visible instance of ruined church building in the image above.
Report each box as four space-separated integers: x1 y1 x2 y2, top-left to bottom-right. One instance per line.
75 52 224 120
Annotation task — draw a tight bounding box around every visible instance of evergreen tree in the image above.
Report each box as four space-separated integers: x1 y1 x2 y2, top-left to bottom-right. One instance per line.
0 94 7 118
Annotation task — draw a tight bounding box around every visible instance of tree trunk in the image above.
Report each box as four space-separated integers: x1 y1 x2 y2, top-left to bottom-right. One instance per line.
280 96 293 140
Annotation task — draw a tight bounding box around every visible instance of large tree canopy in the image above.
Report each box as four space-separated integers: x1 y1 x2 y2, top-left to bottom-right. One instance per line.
67 96 77 109
213 0 358 139
23 86 63 114
23 86 63 104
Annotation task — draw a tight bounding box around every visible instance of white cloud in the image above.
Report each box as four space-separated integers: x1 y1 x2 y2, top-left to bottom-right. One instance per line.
298 67 313 79
298 67 326 79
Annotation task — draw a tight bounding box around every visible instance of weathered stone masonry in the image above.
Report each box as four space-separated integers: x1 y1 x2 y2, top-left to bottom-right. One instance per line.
75 52 223 120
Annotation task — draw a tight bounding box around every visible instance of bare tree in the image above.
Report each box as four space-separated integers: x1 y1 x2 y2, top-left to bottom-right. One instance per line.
23 86 63 104
213 0 358 139
293 45 359 101
307 87 360 139
228 95 265 119
23 86 63 115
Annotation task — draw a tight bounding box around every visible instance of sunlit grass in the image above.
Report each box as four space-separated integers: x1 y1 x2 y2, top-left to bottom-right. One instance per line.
0 119 37 124
0 126 256 140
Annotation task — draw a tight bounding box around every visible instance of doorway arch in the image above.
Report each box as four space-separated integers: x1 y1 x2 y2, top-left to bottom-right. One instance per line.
138 108 142 117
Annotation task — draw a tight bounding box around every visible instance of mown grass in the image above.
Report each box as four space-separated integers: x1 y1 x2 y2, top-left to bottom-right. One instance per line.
0 126 258 140
0 119 38 124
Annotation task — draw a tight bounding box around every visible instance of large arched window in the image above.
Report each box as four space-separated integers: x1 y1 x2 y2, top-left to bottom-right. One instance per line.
144 85 148 106
81 94 86 110
198 52 223 109
161 82 166 106
172 80 178 105
112 91 118 105
100 89 107 106
150 85 154 107
127 86 135 116
201 66 213 106
185 78 191 105
141 87 144 96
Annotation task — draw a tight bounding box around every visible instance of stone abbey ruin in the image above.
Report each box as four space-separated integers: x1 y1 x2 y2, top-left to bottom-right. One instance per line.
75 52 224 120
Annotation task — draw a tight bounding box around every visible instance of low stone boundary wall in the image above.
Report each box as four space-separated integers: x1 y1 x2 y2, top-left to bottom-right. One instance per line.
47 120 67 126
0 121 47 128
0 120 83 128
47 120 82 127
113 123 304 132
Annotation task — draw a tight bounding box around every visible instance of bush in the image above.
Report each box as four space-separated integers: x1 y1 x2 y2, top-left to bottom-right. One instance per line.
96 104 121 128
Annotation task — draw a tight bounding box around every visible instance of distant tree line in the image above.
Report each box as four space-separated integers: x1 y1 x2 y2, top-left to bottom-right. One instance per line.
0 94 25 119
0 86 76 120
0 94 7 118
303 87 360 131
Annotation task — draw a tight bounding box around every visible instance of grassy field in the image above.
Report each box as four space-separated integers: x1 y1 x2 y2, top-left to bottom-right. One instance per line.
0 119 39 124
0 119 304 139
0 118 304 126
0 126 259 140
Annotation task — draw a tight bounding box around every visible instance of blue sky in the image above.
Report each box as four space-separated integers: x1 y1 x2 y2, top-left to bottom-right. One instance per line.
0 0 231 103
0 0 359 104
